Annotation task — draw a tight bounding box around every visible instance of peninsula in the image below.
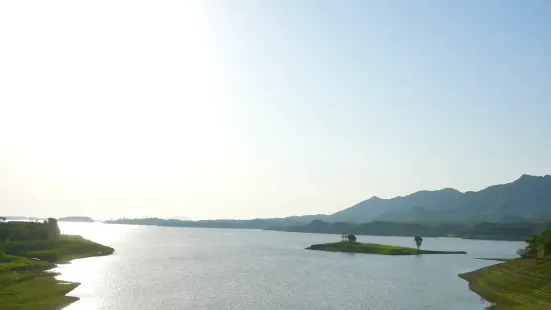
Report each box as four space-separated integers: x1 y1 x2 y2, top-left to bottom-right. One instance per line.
0 218 114 309
459 228 551 309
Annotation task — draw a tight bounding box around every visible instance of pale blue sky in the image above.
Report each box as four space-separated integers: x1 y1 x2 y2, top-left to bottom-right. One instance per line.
0 1 550 219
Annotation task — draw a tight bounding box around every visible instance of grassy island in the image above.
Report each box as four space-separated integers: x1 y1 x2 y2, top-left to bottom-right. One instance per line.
306 241 467 255
0 219 114 310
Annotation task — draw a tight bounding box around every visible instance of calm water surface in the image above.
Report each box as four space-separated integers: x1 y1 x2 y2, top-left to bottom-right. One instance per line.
55 223 523 310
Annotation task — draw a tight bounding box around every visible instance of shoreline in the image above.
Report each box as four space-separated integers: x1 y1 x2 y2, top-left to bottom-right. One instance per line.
474 257 511 262
49 251 114 309
0 235 114 310
44 268 81 310
459 258 551 309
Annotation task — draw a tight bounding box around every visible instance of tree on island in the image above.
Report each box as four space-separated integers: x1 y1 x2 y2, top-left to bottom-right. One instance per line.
414 236 423 251
347 234 357 243
0 216 6 222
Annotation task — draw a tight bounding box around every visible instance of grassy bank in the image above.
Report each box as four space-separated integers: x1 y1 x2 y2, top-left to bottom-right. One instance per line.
1 220 114 310
459 259 551 309
306 241 467 255
4 234 114 263
0 255 79 310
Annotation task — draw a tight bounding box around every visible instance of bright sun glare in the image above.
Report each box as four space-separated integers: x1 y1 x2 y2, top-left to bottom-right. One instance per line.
1 1 229 190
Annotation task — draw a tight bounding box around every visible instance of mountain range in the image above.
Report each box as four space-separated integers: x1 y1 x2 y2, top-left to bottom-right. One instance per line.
107 174 551 228
105 174 551 240
316 174 551 223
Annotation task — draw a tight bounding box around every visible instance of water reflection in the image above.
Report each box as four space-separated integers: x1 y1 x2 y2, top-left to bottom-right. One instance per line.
55 223 523 310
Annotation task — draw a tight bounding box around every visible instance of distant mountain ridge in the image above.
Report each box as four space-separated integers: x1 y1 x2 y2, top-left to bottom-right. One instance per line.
327 174 551 223
58 216 94 223
105 174 551 231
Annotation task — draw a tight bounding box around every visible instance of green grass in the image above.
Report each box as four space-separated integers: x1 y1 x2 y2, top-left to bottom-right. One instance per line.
4 235 114 263
459 258 551 309
0 235 114 310
306 241 467 255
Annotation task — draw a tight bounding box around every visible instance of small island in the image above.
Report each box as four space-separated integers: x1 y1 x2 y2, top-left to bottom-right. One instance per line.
306 235 467 255
307 242 467 255
58 216 95 223
0 218 114 309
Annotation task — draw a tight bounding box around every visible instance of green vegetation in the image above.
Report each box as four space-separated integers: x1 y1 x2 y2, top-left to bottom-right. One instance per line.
273 220 550 241
414 236 423 250
460 228 551 309
0 219 114 310
0 255 79 310
4 234 114 263
516 229 551 260
460 259 551 309
306 241 467 255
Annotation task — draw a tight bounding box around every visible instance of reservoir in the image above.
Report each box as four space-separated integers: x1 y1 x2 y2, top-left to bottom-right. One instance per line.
56 222 523 310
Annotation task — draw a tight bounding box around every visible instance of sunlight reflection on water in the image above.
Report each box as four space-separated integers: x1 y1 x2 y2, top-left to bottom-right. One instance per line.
56 223 134 310
54 223 523 310
58 222 134 245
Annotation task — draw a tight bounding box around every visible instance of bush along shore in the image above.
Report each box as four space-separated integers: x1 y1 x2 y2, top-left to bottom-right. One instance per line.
459 228 551 309
306 235 467 255
0 218 114 310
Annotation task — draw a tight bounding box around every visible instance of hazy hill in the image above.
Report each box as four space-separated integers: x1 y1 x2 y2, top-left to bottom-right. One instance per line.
330 188 463 222
328 174 551 223
58 216 94 223
106 174 551 232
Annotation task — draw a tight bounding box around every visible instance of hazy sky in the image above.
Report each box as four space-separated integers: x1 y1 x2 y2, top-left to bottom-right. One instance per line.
1 1 550 220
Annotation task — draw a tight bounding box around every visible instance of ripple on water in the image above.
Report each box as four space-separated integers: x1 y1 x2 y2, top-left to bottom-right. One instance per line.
57 223 522 310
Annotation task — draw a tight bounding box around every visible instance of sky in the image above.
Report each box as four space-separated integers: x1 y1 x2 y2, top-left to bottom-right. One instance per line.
1 1 550 220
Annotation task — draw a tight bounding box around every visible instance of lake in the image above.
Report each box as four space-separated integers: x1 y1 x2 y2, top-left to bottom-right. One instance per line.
55 222 524 310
